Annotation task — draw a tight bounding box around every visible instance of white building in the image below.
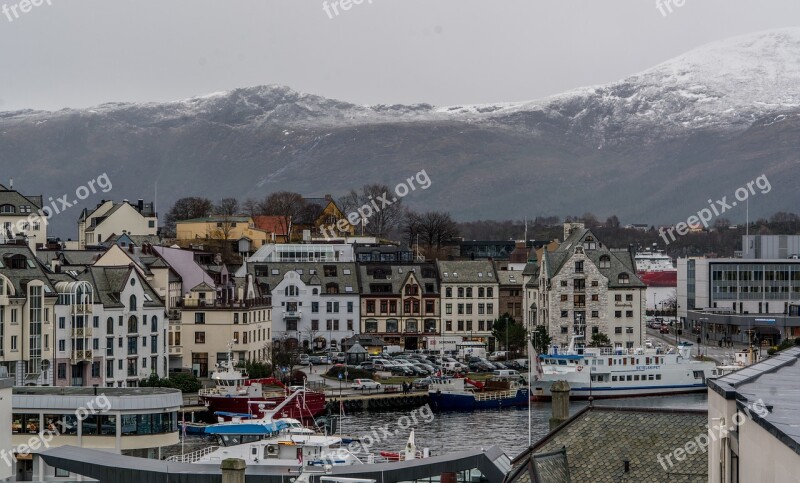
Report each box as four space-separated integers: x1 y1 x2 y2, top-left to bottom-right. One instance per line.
0 183 47 254
533 223 647 350
246 262 360 351
708 347 800 482
52 266 167 387
77 199 157 249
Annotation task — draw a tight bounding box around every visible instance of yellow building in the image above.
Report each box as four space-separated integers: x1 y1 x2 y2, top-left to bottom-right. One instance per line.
175 217 275 250
298 196 355 239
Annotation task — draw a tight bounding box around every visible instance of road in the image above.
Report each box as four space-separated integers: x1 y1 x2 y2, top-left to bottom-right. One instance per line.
645 328 754 364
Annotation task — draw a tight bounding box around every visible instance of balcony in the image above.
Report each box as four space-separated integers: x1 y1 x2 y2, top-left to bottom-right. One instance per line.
71 327 92 337
169 346 183 357
70 350 92 363
71 305 93 314
283 311 302 320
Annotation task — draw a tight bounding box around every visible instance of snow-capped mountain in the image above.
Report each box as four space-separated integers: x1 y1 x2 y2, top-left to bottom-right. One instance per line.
2 29 800 237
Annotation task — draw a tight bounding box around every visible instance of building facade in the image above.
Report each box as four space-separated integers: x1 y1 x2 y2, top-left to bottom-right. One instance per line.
534 224 647 349
437 261 499 347
78 200 157 249
0 183 47 253
678 257 800 346
359 263 440 350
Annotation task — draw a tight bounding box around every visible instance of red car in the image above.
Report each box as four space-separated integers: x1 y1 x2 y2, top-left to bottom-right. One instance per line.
659 325 670 334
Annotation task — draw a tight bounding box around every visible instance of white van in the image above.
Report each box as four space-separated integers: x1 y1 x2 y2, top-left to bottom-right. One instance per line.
493 369 520 378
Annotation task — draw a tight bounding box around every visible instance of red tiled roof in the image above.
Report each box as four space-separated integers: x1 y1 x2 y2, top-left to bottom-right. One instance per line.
253 216 290 235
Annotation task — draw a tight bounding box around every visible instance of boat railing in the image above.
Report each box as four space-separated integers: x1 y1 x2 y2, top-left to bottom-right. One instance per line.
165 445 220 463
474 390 516 401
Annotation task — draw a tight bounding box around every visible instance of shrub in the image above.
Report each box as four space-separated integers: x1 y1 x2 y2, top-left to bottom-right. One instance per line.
767 346 778 356
139 373 203 393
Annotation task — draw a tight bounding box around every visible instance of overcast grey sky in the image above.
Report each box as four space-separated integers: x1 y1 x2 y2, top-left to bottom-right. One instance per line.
1 0 799 112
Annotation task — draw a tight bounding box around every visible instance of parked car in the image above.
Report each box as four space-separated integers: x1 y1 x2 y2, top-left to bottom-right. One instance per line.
357 362 375 372
298 354 311 366
488 351 509 361
351 379 381 390
390 366 415 377
413 377 433 390
412 364 431 376
333 352 346 364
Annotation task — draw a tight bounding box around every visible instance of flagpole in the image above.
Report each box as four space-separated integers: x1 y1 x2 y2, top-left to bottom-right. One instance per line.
528 332 533 447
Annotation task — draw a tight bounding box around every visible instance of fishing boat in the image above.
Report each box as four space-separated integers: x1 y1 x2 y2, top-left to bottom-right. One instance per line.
529 337 715 400
197 346 326 421
427 376 529 411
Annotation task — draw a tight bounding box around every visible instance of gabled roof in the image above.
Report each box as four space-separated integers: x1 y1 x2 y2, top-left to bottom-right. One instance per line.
0 246 57 296
512 405 707 483
190 282 215 292
81 265 163 308
542 228 645 288
298 198 336 225
0 188 43 211
358 263 439 295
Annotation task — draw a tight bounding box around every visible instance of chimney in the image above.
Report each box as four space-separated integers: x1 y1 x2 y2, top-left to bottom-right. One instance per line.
8 178 12 190
324 194 332 201
549 380 571 430
138 199 144 212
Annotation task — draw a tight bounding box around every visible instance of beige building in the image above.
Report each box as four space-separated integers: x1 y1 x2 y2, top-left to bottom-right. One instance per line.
0 183 47 254
78 200 157 249
437 261 499 347
0 246 57 386
534 223 647 350
177 276 271 378
708 347 800 482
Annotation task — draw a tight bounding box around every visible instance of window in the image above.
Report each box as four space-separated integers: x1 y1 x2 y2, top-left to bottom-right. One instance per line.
465 304 472 315
560 310 568 318
425 300 435 314
466 287 473 298
311 302 319 313
347 320 353 331
457 320 464 331
234 331 240 343
626 311 633 318
615 311 622 318
107 337 114 356
591 280 598 287
625 294 633 301
57 363 66 379
446 287 452 298
195 332 206 344
615 327 622 334
366 300 375 313
129 294 137 311
325 283 340 294
487 303 493 314
478 287 484 297
195 313 205 324
615 294 622 301
380 301 388 313
365 319 378 333
478 320 485 331
347 302 354 313
445 303 452 315
311 320 319 330
591 310 599 318
575 261 584 273
618 273 630 284
457 287 464 298
446 320 452 331
128 316 138 333
151 316 158 332
92 362 100 378
560 295 568 302
457 304 464 315
486 287 493 297
93 316 99 328
591 294 599 301
599 256 611 268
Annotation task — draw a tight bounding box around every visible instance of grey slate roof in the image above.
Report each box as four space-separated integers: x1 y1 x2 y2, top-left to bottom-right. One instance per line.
515 405 707 483
0 246 57 296
358 263 439 295
0 187 43 211
437 260 498 284
80 265 163 308
497 270 524 286
543 228 645 288
709 347 800 457
245 262 360 294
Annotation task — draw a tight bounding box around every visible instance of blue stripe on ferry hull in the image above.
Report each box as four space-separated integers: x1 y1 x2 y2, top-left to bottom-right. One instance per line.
530 384 706 401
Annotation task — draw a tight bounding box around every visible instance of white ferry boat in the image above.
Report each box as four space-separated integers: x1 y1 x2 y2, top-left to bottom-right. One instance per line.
530 337 715 400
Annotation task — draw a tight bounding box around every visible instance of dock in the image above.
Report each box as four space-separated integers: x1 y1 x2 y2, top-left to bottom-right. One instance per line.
326 392 429 412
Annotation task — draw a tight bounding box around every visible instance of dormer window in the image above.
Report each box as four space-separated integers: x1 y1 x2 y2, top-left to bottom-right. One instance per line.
583 236 597 250
0 205 15 214
599 255 611 269
618 273 630 284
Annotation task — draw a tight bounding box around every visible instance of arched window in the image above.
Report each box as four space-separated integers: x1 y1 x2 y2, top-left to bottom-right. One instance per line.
128 315 138 333
151 315 158 332
0 204 15 214
107 317 114 333
618 273 630 284
325 283 339 294
478 287 484 298
129 294 137 311
312 288 319 295
599 255 611 268
284 285 298 297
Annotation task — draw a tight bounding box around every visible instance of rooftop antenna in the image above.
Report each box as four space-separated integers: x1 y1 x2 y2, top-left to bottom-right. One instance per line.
524 217 528 242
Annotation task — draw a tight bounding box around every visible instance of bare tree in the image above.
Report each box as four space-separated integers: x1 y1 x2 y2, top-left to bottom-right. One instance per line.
338 183 405 238
258 192 307 240
404 210 459 258
209 198 241 248
164 197 213 236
